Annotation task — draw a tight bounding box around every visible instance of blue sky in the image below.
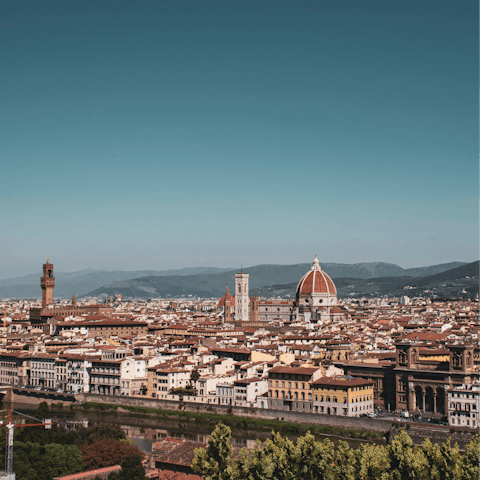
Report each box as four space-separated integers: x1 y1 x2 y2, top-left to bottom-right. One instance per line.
1 0 478 278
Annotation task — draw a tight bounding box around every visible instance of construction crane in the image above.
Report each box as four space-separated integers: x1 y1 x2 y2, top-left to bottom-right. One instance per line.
0 409 52 479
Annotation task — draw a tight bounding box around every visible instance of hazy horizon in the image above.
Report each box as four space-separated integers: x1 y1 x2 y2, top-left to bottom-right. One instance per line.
0 258 476 281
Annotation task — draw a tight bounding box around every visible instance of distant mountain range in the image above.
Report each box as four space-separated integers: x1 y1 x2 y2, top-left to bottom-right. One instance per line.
252 261 479 299
0 260 473 300
0 267 234 299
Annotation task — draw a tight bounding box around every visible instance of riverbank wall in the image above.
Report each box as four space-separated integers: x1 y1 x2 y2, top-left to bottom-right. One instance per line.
75 392 392 434
387 422 475 451
3 389 476 448
3 387 76 406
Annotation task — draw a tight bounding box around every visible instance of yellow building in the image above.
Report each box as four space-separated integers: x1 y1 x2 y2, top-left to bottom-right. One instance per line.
310 376 374 416
267 365 323 412
146 366 159 398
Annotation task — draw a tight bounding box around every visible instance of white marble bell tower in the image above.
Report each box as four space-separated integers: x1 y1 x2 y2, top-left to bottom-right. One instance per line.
235 272 249 322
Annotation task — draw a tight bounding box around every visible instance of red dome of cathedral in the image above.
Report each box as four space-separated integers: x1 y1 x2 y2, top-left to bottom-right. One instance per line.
218 293 235 308
296 254 336 299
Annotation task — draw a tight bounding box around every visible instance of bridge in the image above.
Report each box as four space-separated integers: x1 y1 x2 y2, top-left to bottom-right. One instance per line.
0 386 76 404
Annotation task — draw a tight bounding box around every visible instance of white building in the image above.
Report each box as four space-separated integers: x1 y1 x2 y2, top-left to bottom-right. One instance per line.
30 354 57 389
155 368 191 398
198 374 236 398
235 272 249 322
65 355 92 393
448 382 480 429
401 296 411 306
234 378 268 405
216 382 234 405
120 357 147 396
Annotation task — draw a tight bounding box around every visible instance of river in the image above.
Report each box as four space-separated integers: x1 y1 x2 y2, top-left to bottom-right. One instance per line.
2 402 386 454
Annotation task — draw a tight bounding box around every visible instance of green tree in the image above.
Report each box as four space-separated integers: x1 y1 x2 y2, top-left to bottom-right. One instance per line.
190 368 201 387
107 454 146 480
118 454 147 480
422 437 462 480
353 442 390 480
191 428 480 480
332 440 357 480
386 429 428 480
11 441 83 480
38 444 84 480
237 431 335 480
192 423 234 480
237 431 296 480
459 434 479 480
36 401 50 420
291 432 335 480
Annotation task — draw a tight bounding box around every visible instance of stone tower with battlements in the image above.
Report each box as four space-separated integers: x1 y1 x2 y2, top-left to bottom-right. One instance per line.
41 258 55 308
235 272 249 322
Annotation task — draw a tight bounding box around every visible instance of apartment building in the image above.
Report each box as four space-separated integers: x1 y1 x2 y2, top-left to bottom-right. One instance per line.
65 355 92 393
267 365 322 411
155 368 190 399
120 357 147 396
90 359 121 395
234 378 268 405
310 377 374 417
0 353 28 386
30 354 57 389
448 382 480 429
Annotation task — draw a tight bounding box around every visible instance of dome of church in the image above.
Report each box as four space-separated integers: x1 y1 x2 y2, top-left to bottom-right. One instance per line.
296 254 337 299
217 293 235 308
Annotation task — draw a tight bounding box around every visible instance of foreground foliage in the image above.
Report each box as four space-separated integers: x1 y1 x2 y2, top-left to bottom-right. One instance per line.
0 403 146 480
81 438 146 470
192 424 480 480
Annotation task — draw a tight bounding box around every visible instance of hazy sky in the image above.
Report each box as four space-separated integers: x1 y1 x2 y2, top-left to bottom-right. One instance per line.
1 0 478 278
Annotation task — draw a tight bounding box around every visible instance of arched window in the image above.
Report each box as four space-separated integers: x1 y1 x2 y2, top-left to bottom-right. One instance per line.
301 392 305 400
326 396 330 402
281 391 285 398
275 390 278 398
333 396 337 403
294 392 298 400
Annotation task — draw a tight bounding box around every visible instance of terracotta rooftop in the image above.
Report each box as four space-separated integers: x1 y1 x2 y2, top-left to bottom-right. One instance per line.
311 377 374 387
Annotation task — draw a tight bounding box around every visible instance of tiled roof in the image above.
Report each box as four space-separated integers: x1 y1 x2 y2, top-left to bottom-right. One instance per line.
311 377 374 387
268 366 319 375
153 438 205 467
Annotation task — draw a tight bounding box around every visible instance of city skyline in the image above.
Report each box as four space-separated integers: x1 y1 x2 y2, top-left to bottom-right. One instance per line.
1 0 477 278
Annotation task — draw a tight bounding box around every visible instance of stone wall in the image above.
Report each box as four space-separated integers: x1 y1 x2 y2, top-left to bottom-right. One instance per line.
76 392 392 434
388 422 475 450
6 388 76 406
